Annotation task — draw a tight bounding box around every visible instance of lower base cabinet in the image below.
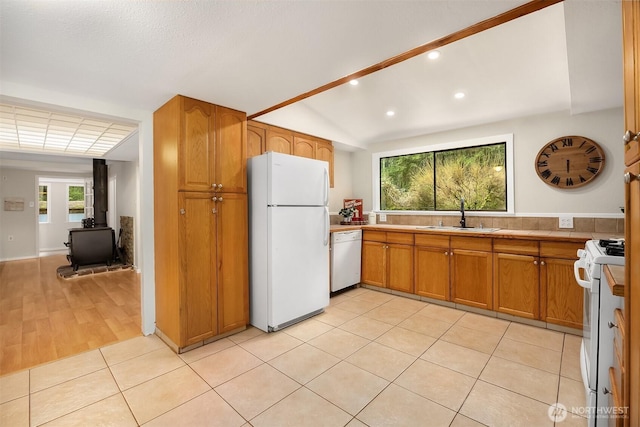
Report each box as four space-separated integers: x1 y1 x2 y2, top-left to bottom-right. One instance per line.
361 231 413 292
450 237 493 310
541 257 583 329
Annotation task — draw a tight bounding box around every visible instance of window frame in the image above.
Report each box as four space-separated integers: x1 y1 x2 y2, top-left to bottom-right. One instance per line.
372 133 514 215
66 183 86 223
38 183 50 224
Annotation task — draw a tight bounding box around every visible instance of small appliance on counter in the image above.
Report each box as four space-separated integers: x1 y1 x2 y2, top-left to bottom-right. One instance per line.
248 152 330 332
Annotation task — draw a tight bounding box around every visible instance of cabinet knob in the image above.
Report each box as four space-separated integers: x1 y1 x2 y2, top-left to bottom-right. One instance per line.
540 261 546 266
212 208 217 214
218 197 223 202
179 209 185 215
211 183 217 188
603 387 611 395
533 260 538 265
623 130 638 145
608 321 618 329
218 184 223 189
444 251 448 256
212 197 218 201
624 172 640 184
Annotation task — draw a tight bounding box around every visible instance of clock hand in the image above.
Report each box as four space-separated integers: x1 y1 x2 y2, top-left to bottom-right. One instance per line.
566 159 570 173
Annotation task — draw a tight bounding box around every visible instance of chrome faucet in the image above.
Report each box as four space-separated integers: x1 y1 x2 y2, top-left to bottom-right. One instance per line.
460 197 466 228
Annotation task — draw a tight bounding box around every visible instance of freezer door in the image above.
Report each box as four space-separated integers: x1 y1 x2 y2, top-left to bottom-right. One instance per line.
267 152 329 207
268 206 330 328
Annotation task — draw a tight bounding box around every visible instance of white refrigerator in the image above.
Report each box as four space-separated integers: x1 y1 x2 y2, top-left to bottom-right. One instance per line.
248 152 331 332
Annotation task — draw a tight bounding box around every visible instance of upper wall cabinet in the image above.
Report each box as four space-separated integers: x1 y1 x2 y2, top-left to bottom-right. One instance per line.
266 126 294 155
249 120 335 187
160 96 246 193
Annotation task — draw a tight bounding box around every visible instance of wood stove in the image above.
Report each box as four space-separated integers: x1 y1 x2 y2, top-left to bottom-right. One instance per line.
66 227 116 270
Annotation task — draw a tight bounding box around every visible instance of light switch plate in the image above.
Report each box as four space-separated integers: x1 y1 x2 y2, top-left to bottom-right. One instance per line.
559 216 574 229
379 213 387 222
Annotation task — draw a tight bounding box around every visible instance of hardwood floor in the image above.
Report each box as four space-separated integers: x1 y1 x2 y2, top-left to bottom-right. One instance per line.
0 255 141 376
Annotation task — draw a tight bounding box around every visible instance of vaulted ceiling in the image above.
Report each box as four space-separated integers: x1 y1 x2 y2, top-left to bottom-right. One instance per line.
0 0 622 160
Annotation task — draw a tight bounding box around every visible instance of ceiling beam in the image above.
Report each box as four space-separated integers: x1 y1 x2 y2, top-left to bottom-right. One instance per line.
248 0 563 120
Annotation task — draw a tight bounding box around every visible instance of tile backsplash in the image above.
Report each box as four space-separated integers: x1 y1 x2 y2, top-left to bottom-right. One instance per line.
331 214 624 234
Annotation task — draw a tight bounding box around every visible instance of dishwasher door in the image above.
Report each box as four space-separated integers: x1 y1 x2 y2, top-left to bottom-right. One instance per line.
331 230 362 292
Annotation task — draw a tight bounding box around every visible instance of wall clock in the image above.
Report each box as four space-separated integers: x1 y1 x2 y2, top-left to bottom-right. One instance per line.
534 135 605 188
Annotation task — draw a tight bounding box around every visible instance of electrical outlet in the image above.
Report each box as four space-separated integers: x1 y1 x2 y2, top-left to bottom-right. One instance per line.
559 216 574 229
8 235 14 241
379 213 387 222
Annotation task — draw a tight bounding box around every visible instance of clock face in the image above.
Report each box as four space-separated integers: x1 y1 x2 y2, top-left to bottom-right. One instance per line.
535 136 605 188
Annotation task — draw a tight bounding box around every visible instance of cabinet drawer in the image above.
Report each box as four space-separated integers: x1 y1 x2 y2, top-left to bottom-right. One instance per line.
415 234 450 249
387 232 414 245
608 367 625 427
540 241 584 259
363 231 386 242
493 239 539 255
451 236 491 251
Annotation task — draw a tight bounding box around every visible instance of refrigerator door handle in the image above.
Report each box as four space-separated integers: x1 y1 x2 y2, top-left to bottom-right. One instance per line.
323 168 329 207
323 207 330 246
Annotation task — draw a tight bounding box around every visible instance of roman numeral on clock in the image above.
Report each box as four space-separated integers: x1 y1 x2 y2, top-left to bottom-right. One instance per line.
551 175 561 185
566 177 574 186
541 169 552 179
537 160 548 168
585 145 597 154
587 166 598 174
561 138 573 147
589 156 603 163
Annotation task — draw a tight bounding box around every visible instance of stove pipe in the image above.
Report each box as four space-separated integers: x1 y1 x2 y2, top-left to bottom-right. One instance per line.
93 159 108 227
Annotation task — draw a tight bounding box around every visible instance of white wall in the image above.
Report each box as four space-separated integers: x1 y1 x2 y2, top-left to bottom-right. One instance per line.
0 167 90 261
349 108 624 216
108 160 139 265
328 150 355 212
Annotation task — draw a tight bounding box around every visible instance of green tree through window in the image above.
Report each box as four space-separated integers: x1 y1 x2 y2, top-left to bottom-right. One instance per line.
380 142 506 211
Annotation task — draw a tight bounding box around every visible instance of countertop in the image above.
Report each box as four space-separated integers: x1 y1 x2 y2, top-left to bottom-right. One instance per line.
330 223 621 243
605 265 625 297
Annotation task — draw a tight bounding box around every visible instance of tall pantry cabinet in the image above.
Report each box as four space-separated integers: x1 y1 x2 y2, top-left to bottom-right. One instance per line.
153 95 249 352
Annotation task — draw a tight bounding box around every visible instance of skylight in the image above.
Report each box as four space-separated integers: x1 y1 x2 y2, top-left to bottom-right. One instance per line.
0 104 137 157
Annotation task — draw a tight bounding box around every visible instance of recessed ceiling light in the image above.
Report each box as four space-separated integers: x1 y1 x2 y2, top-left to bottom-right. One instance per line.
386 110 395 117
427 50 440 60
454 92 465 99
349 79 359 86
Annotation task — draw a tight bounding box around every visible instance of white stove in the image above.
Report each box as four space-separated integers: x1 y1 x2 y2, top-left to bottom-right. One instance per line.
574 239 625 425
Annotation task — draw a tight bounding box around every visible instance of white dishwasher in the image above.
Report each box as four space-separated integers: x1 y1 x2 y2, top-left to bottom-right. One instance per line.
330 230 362 292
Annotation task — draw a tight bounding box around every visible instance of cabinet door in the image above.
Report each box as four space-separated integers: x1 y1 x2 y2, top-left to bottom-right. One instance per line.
247 122 266 159
493 253 539 319
451 249 492 310
179 98 216 191
293 135 315 159
540 258 583 329
216 193 249 334
215 106 247 193
415 246 450 301
266 127 293 154
388 244 413 293
361 241 386 287
316 140 334 188
179 192 217 345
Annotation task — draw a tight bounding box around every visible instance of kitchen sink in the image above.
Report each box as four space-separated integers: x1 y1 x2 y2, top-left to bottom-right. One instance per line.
415 225 500 232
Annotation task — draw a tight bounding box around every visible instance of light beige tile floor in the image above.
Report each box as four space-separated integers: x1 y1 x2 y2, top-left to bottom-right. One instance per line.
0 287 591 426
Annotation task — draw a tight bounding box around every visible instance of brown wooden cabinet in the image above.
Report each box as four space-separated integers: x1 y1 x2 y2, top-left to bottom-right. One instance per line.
539 241 584 329
248 120 335 187
361 231 413 293
316 139 335 188
176 97 246 193
247 121 266 159
450 237 493 310
293 135 315 159
266 126 294 154
493 239 540 320
414 234 450 301
154 95 249 352
622 2 640 422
